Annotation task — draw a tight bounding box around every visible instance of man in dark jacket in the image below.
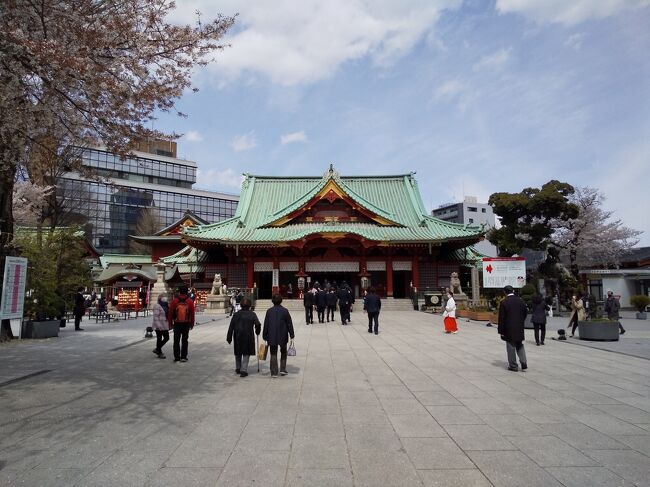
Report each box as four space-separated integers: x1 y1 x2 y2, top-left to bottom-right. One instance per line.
498 285 528 371
73 287 86 331
303 288 314 324
604 291 625 334
337 286 352 325
227 298 261 377
364 287 381 334
168 286 196 363
263 294 295 377
315 286 327 323
326 288 337 322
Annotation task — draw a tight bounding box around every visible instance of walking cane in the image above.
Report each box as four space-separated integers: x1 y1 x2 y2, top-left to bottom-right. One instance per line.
256 334 260 373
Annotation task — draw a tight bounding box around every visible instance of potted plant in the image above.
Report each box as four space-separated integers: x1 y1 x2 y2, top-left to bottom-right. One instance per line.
577 317 620 341
467 305 493 321
456 303 469 318
630 295 650 320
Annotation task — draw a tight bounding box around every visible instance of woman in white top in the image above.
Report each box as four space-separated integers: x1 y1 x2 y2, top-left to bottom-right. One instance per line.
443 290 458 333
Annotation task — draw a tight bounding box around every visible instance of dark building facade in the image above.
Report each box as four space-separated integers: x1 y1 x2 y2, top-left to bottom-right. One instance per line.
58 145 238 254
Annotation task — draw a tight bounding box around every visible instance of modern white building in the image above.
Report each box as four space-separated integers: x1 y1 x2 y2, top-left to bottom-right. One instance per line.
432 196 497 257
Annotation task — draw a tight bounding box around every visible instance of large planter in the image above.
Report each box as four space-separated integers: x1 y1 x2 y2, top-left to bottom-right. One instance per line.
636 312 647 320
21 320 60 339
456 309 469 318
467 311 493 321
577 320 619 341
524 314 533 329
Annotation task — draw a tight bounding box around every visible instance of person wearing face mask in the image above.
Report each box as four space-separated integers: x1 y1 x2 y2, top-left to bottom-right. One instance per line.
442 290 458 334
152 293 170 359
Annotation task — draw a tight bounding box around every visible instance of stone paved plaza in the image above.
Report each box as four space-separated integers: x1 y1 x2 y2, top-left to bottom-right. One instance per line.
1 310 649 486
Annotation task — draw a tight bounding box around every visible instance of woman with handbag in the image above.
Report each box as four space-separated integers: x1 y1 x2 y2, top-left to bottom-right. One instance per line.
227 298 261 377
443 290 458 334
531 294 549 345
567 293 585 337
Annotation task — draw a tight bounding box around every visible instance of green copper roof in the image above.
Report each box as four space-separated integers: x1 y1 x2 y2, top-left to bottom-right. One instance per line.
184 170 484 245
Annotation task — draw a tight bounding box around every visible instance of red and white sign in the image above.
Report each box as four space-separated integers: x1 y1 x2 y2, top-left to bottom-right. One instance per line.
482 257 526 289
1 257 28 320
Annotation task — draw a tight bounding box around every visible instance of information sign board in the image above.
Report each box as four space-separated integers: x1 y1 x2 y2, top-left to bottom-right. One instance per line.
1 257 28 320
482 257 526 289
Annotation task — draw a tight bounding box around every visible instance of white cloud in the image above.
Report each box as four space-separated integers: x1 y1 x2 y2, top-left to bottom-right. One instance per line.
195 168 244 191
473 47 512 72
433 80 465 100
564 33 586 51
496 0 649 25
168 0 463 86
184 130 204 142
280 131 308 145
231 131 257 152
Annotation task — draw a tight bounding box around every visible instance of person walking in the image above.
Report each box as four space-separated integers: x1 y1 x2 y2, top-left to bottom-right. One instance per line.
364 286 381 334
442 290 458 333
168 286 195 363
227 298 261 377
303 287 314 324
338 285 352 324
604 291 626 334
73 287 86 331
531 294 549 346
567 292 585 337
263 294 295 377
315 286 327 323
326 288 337 322
152 293 170 358
498 285 528 372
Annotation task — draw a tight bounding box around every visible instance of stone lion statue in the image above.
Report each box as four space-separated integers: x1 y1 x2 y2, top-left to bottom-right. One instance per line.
450 272 463 295
210 273 224 295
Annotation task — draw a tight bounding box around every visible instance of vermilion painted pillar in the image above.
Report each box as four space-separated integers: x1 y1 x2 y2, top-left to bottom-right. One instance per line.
412 257 419 289
386 259 393 297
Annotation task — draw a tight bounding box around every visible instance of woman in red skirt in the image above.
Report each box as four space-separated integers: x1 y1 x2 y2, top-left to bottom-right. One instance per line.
443 290 458 333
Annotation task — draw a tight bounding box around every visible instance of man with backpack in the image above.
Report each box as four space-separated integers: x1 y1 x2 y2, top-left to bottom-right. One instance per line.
168 286 196 363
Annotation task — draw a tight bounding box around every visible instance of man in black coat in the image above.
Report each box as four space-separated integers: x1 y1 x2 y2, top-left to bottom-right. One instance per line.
263 294 295 377
337 286 352 325
73 287 86 331
303 288 314 324
315 287 327 323
227 298 261 377
363 287 381 334
497 285 528 371
326 288 337 322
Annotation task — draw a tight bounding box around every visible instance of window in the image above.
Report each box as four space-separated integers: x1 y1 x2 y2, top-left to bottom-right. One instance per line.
468 218 474 224
481 208 486 213
467 207 477 212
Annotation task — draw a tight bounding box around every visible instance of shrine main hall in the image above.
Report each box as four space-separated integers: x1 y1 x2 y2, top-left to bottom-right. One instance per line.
162 167 485 300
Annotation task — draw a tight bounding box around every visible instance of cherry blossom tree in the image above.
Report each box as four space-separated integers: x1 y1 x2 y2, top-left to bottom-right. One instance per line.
551 187 642 278
0 0 235 257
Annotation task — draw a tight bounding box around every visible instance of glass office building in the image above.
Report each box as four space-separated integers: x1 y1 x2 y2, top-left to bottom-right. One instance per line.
59 146 239 254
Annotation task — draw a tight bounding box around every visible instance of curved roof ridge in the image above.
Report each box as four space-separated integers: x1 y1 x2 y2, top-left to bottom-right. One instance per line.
265 177 331 222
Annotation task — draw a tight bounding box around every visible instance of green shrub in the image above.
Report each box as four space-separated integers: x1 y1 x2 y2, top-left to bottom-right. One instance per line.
630 295 650 313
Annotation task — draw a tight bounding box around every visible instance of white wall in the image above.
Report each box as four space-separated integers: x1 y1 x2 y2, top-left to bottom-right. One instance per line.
602 276 637 307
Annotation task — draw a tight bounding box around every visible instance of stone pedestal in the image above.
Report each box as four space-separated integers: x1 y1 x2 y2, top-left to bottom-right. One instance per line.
149 263 170 308
455 293 469 310
204 295 230 314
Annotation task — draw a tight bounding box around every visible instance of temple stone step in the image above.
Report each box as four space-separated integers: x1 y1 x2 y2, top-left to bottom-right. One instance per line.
253 298 416 314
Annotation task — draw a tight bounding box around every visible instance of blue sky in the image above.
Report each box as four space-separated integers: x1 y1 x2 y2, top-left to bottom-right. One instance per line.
159 0 650 245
